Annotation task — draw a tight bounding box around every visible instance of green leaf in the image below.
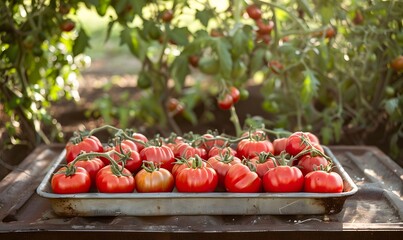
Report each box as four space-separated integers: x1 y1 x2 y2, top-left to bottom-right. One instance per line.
320 126 332 145
94 0 111 16
250 49 266 74
105 20 115 43
120 27 147 60
297 0 314 18
168 27 190 46
170 56 190 92
195 9 214 27
215 39 232 79
301 69 320 103
131 0 146 15
73 28 90 56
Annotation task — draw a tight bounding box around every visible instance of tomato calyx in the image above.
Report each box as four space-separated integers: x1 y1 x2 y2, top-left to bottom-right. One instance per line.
254 152 275 164
242 158 258 173
215 152 237 164
141 161 161 173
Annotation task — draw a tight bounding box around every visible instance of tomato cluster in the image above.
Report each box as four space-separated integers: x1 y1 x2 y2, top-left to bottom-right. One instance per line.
51 127 344 194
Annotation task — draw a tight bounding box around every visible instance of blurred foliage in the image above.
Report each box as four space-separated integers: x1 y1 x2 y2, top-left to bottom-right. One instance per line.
1 0 402 160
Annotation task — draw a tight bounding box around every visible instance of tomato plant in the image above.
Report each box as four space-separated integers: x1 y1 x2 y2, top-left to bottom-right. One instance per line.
135 162 174 193
96 165 135 193
263 165 304 192
304 171 344 193
51 166 91 194
225 162 262 193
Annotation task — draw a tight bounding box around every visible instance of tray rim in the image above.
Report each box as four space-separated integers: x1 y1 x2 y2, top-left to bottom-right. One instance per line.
36 146 358 200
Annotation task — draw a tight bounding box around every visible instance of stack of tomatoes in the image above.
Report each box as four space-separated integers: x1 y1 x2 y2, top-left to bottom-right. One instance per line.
51 128 344 195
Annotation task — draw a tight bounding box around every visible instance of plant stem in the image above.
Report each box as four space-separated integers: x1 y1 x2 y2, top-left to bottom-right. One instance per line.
230 106 242 137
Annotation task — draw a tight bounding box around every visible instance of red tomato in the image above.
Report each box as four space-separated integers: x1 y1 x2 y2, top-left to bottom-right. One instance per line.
175 159 218 192
217 94 233 110
173 142 207 160
306 132 320 144
68 157 105 183
200 133 228 151
172 157 207 178
246 5 262 20
207 153 241 189
225 163 262 193
230 86 240 104
263 166 304 192
135 163 174 193
390 56 403 71
188 55 200 67
60 19 75 32
96 165 135 193
161 9 174 22
272 137 287 155
140 145 175 172
107 140 142 173
51 166 91 194
208 146 237 158
65 136 104 163
249 153 276 178
256 19 274 35
285 132 313 156
268 60 283 74
297 155 329 176
304 171 344 193
132 133 148 152
241 129 268 140
236 138 274 159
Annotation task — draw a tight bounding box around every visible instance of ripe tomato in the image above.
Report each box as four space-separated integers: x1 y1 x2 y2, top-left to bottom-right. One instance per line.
60 19 75 32
65 136 104 163
268 60 284 74
390 56 403 71
353 10 364 25
246 5 262 20
217 94 233 110
249 153 276 178
172 157 207 178
175 158 218 192
132 132 148 152
107 140 142 173
51 166 91 194
225 163 262 193
241 129 268 140
161 10 174 22
272 137 287 155
96 165 135 193
200 133 228 151
208 146 236 158
236 138 274 159
256 19 274 35
68 157 105 183
140 145 175 172
188 55 200 68
173 142 207 160
135 162 174 193
166 98 184 116
263 166 304 192
285 131 313 157
297 155 329 176
207 153 241 189
304 171 344 193
230 86 240 104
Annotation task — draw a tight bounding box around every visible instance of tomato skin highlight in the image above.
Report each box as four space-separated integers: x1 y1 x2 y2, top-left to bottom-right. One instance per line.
304 171 344 193
263 166 304 192
272 137 287 155
225 164 262 193
95 165 135 193
175 166 218 192
135 167 174 193
51 167 91 194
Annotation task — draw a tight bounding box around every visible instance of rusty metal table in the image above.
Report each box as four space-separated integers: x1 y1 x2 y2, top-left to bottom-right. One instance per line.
0 144 402 240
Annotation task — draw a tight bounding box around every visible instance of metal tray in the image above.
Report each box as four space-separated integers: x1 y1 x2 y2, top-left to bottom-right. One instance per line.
36 146 358 216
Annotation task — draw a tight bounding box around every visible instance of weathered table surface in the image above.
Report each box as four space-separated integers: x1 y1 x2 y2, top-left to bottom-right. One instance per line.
0 144 402 240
